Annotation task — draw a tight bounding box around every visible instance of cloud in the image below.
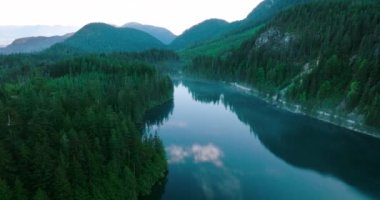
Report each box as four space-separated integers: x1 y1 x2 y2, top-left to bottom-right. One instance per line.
167 143 224 167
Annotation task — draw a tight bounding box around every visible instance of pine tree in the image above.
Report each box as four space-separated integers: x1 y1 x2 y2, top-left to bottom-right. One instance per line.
32 188 49 200
53 166 73 200
0 178 12 200
13 179 28 200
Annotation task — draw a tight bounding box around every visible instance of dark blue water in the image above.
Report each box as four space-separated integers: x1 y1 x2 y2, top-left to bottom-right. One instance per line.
145 79 380 200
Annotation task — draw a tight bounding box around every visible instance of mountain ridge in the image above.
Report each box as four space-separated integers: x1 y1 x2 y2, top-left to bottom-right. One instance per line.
0 34 72 54
170 19 230 49
123 22 176 45
0 25 77 46
186 0 380 135
60 23 165 53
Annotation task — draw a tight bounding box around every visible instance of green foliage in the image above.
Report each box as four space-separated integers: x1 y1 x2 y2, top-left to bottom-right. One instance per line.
240 0 313 31
32 189 49 200
13 179 28 200
0 54 172 199
180 25 264 59
186 0 380 128
0 178 12 200
0 49 179 83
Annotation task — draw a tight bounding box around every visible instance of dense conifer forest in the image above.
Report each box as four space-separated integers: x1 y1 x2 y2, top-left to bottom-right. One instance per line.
0 53 173 199
186 0 380 129
1 0 380 199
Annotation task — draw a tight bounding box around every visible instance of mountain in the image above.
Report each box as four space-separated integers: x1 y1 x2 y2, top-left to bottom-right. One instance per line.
178 0 313 54
170 19 230 49
0 25 77 46
60 23 165 53
186 1 380 134
123 22 176 45
224 0 313 34
0 34 71 54
244 0 312 25
180 25 263 59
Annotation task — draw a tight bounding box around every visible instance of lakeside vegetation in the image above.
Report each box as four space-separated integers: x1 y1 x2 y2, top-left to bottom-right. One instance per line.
0 0 379 199
0 53 173 199
186 0 380 130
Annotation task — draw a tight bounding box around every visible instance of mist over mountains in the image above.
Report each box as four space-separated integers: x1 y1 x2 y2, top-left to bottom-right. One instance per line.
0 25 78 46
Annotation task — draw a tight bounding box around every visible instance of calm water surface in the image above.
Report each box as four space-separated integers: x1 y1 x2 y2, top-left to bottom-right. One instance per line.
145 79 380 200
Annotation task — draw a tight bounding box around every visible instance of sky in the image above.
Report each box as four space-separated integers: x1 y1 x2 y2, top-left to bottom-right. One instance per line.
0 0 263 35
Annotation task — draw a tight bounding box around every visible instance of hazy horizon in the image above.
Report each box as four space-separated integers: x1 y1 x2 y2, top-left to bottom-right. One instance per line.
0 0 263 36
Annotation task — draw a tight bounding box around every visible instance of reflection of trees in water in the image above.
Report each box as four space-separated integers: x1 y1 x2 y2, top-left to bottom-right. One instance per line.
141 100 173 200
140 173 168 200
171 78 181 87
144 99 174 127
183 79 380 199
182 79 223 104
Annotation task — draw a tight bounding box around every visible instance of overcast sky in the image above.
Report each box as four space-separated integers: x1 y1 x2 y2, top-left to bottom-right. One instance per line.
1 0 263 35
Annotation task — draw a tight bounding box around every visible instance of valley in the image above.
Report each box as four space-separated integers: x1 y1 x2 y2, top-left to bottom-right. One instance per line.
0 0 379 199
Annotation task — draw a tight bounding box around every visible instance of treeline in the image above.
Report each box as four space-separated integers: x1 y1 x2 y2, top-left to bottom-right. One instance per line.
186 0 380 128
0 48 179 83
0 54 173 199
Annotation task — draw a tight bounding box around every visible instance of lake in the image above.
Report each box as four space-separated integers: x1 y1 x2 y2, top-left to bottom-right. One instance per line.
144 79 380 200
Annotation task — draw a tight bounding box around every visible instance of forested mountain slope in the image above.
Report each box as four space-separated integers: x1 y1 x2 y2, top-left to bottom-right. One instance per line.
170 19 230 49
61 23 165 53
179 25 264 59
179 0 314 59
186 1 380 132
238 0 313 29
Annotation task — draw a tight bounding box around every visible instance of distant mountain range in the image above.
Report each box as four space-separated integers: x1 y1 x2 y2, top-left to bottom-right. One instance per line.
0 34 72 54
59 23 165 53
0 23 176 54
0 0 317 54
0 25 78 46
123 22 176 45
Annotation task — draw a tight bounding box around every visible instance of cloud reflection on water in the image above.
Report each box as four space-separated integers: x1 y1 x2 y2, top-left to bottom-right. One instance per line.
196 167 243 200
167 143 224 167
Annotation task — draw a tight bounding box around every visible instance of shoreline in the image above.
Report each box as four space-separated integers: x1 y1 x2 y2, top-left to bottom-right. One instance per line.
229 82 380 139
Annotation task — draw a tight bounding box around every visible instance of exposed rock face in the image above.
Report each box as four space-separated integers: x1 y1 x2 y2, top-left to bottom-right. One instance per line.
255 27 296 50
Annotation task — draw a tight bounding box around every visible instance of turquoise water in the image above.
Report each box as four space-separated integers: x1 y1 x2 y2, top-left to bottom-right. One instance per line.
145 79 380 200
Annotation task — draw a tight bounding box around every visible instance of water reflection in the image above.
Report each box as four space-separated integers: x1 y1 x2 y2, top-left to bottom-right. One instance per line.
144 99 174 127
142 99 174 200
164 121 188 128
182 79 380 199
195 167 243 200
167 143 224 167
166 142 243 199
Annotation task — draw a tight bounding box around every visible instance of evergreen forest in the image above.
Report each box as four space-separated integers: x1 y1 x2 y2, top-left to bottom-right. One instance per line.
0 53 174 200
